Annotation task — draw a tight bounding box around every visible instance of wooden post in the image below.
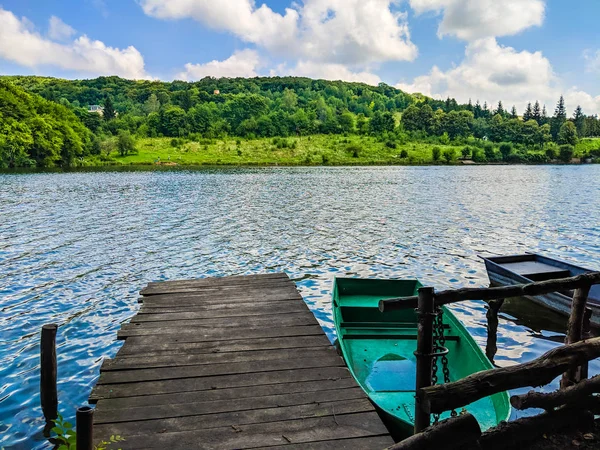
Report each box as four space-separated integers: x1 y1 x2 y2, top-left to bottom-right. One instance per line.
485 299 504 364
414 287 436 433
76 406 94 450
561 286 591 388
40 324 58 427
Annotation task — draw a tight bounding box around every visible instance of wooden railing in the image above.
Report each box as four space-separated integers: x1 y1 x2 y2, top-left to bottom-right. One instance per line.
379 271 600 449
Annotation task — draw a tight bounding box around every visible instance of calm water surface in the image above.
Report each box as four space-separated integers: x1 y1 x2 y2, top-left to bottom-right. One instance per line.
1 166 599 448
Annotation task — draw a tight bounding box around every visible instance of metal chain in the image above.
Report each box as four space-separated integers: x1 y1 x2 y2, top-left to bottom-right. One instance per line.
432 308 457 423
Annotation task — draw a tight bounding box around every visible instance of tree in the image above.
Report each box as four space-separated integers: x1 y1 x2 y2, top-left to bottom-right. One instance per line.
338 111 355 134
573 105 585 136
499 142 513 160
442 148 455 163
400 105 421 132
144 93 160 115
432 146 441 161
551 95 567 140
100 136 117 157
117 130 136 156
523 103 533 122
495 101 505 117
559 144 574 163
510 106 518 119
370 111 395 134
558 120 578 146
103 95 116 121
461 146 471 159
532 101 542 124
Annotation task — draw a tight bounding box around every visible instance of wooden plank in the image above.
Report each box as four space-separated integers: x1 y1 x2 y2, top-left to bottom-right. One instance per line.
123 312 318 329
117 324 325 341
97 355 344 385
89 367 352 402
93 412 389 449
141 281 295 297
116 335 332 357
94 399 374 437
143 273 288 290
139 290 302 306
136 301 308 317
258 436 395 450
102 347 337 371
94 379 360 411
94 388 368 423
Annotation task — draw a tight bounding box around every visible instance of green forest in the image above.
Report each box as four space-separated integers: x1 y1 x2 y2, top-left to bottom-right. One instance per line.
1 75 600 168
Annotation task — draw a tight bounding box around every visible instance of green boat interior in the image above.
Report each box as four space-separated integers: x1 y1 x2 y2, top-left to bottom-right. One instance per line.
333 277 511 437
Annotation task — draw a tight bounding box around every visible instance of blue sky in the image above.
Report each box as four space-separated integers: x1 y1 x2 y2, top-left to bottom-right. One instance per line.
0 0 599 114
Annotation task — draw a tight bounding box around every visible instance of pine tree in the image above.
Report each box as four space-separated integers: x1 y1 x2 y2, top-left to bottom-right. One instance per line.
495 101 505 116
445 97 451 112
541 105 548 125
483 101 489 118
573 105 585 136
510 106 518 119
467 99 473 112
551 95 567 140
532 101 542 124
474 100 482 119
103 95 116 121
523 103 533 122
144 93 160 115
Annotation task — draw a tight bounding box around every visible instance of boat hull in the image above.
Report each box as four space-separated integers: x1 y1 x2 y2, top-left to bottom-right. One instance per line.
333 277 511 439
482 254 600 327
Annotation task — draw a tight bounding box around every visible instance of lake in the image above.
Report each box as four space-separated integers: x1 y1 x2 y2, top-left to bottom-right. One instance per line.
1 165 599 449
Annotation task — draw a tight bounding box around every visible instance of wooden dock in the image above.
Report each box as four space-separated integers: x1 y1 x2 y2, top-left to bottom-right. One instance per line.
89 273 394 449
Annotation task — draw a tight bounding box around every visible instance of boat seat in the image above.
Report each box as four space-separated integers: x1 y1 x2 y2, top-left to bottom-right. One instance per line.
523 270 571 282
344 334 459 341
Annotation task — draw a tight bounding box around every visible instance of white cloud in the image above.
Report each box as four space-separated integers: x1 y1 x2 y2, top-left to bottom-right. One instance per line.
584 49 600 74
177 49 260 80
0 8 149 79
409 0 545 41
139 0 417 65
272 60 382 85
397 38 600 115
48 16 76 41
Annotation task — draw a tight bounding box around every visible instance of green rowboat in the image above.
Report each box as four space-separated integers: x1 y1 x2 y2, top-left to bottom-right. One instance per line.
333 277 511 437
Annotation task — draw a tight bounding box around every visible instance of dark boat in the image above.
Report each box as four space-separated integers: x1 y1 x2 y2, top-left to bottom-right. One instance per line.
481 253 600 326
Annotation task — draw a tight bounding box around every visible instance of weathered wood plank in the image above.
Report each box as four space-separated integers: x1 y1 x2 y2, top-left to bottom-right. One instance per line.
102 347 337 371
117 324 325 341
94 412 389 449
89 366 352 402
123 311 318 329
97 355 344 384
136 301 308 317
261 436 396 450
95 379 360 411
116 335 332 357
143 273 288 290
141 281 295 297
94 389 369 424
139 290 302 306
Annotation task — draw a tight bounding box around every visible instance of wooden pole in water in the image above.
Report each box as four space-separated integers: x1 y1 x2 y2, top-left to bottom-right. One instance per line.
561 286 591 388
76 406 94 450
414 287 435 433
40 324 58 426
485 299 504 364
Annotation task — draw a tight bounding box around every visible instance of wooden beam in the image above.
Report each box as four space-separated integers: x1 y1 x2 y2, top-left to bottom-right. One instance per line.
561 286 591 388
387 413 481 450
485 299 504 364
511 375 600 411
414 287 435 434
379 271 600 312
418 336 600 414
40 324 58 431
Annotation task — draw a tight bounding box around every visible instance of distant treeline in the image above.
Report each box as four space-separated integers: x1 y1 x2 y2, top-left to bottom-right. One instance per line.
1 75 599 168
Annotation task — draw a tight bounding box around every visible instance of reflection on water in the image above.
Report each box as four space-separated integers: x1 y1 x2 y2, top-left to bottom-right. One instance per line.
1 165 599 448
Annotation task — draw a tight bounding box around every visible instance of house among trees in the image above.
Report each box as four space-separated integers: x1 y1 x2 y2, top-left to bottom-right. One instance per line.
87 105 104 115
213 89 220 95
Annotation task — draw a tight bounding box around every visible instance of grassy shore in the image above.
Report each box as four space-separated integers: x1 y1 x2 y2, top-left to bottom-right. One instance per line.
97 136 465 166
87 135 598 167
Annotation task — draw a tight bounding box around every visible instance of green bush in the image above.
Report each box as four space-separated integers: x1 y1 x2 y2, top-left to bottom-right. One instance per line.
545 147 557 160
400 149 408 158
443 148 456 163
499 143 513 160
385 141 397 149
484 143 496 160
347 144 361 158
471 148 486 163
170 138 180 148
559 145 575 163
461 146 471 159
432 146 441 161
